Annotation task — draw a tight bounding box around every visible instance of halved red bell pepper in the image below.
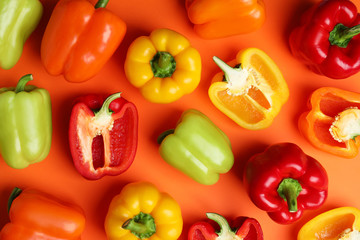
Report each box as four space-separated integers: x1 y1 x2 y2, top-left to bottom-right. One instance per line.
188 213 263 240
289 0 360 79
68 92 138 180
41 0 126 82
243 142 328 224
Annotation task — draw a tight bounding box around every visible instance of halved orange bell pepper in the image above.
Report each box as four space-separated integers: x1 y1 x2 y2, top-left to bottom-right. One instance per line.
209 48 289 130
185 0 266 39
0 188 86 240
41 0 126 83
298 207 360 240
299 87 360 158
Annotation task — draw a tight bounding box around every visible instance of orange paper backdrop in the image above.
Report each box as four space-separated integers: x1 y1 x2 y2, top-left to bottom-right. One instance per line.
1 0 360 239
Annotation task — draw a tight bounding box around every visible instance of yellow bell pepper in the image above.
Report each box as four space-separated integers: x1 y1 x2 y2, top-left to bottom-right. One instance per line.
104 181 183 240
124 28 202 103
298 207 360 240
208 48 289 130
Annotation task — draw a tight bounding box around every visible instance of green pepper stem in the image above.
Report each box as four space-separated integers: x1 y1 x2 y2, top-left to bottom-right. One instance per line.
277 178 302 212
15 74 33 93
213 56 248 86
94 0 109 8
95 93 121 117
7 187 22 214
157 129 175 144
159 53 171 68
122 212 156 239
206 213 237 238
150 51 176 78
329 23 360 48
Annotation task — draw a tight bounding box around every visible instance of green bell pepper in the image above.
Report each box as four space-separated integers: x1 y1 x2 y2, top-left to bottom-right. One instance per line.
158 109 234 185
0 0 43 69
0 74 52 169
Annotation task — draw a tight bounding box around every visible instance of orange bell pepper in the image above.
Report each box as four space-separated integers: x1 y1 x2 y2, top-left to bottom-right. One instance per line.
0 188 86 239
298 207 360 240
185 0 266 39
299 87 360 158
209 48 289 130
41 0 126 83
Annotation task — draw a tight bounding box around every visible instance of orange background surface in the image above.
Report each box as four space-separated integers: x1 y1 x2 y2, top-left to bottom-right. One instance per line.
1 0 360 239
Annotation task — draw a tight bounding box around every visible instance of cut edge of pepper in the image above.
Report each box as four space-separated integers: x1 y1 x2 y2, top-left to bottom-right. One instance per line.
329 107 360 143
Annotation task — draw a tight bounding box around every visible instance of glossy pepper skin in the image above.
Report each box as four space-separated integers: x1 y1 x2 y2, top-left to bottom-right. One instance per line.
289 0 360 79
158 109 234 185
298 207 360 240
69 92 138 180
299 87 360 159
0 74 52 169
243 142 328 224
104 181 183 240
188 213 263 240
0 188 86 239
185 0 265 39
124 28 202 103
0 0 43 69
41 0 126 82
209 48 289 130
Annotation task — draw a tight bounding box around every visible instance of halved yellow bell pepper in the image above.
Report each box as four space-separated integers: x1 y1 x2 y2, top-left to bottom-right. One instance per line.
104 181 183 240
124 28 202 103
298 207 360 240
208 48 289 130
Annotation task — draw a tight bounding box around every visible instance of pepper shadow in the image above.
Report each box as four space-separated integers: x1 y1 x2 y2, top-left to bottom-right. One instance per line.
53 93 78 169
150 108 184 148
110 25 150 71
177 0 189 22
231 140 269 182
94 180 132 234
27 0 58 59
291 83 321 133
0 187 13 229
283 0 318 49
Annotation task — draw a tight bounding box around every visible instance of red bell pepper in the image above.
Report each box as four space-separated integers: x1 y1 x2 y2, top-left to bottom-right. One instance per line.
243 142 328 224
41 0 126 82
188 213 263 240
68 92 138 180
289 0 360 79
